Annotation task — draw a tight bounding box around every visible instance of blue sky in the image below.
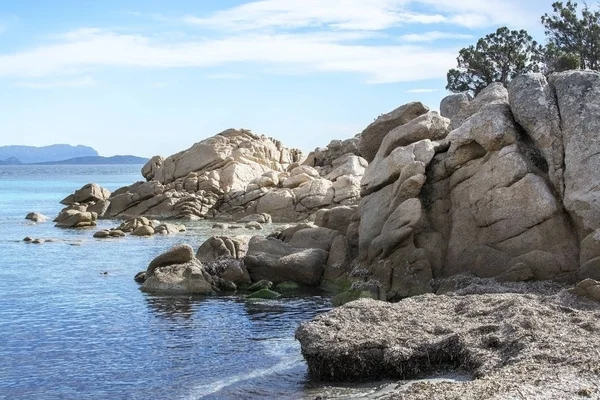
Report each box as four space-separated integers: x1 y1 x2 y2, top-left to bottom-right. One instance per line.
0 0 551 157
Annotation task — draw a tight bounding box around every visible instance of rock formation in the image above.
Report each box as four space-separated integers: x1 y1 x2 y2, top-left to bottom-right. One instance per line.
54 129 367 223
52 70 600 301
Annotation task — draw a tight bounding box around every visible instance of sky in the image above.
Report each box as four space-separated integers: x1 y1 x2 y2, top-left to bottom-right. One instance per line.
0 0 553 157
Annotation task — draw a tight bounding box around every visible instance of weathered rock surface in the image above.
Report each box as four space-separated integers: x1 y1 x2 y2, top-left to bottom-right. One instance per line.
54 209 97 228
195 235 252 285
141 155 164 181
348 74 599 301
141 244 214 294
244 236 329 285
358 102 429 162
296 281 600 399
60 183 111 205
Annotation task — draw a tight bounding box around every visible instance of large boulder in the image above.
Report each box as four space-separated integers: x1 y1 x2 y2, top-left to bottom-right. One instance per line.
440 82 509 128
358 102 429 162
196 235 250 262
60 183 111 205
141 244 214 294
287 227 341 251
196 235 252 285
54 210 97 228
244 236 329 286
314 206 356 235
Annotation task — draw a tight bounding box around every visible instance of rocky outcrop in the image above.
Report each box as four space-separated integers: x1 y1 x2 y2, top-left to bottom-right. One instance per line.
59 71 600 298
341 73 600 302
54 126 369 223
53 184 111 228
296 281 600 398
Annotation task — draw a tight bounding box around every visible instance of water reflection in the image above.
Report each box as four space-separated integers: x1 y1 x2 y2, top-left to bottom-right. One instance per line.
142 293 201 320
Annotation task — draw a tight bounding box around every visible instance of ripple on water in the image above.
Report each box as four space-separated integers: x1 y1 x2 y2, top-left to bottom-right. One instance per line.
0 165 398 400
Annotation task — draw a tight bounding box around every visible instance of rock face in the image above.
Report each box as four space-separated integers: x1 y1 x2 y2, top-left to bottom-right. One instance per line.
296 281 600 398
344 73 600 302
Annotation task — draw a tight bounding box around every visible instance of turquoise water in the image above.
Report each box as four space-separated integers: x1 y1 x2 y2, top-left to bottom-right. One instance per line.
0 165 333 400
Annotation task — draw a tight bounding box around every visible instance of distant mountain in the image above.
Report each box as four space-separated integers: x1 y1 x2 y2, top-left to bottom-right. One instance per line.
0 144 98 164
33 155 148 165
0 156 22 165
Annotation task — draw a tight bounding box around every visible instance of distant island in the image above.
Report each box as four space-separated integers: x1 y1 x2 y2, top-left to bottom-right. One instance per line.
33 155 149 165
0 144 98 164
0 144 148 165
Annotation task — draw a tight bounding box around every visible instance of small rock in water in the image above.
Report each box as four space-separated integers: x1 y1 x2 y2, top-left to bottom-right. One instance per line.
212 223 228 229
247 289 281 299
25 212 48 223
247 280 273 292
93 230 111 238
23 236 33 242
101 271 108 275
31 239 44 244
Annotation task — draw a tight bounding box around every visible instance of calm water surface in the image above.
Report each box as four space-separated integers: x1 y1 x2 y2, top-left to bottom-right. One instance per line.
0 165 354 400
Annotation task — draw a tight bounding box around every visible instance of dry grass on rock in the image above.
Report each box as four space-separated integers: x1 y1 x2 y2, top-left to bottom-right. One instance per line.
296 279 600 399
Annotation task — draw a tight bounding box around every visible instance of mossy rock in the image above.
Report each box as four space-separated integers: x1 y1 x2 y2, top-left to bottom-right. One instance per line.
321 275 352 294
247 280 273 292
332 290 375 307
247 289 281 300
273 281 301 293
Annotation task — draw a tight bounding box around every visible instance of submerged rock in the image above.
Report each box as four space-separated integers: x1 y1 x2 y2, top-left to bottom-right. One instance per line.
247 288 281 299
25 212 48 223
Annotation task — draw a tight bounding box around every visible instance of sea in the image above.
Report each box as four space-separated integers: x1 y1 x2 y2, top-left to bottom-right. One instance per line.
0 165 400 400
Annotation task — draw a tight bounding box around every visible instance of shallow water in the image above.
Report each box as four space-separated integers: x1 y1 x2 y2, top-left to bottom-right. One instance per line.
0 165 467 399
0 165 339 399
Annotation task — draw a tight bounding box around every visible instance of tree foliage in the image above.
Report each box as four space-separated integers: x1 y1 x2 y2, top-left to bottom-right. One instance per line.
541 1 600 71
446 27 544 96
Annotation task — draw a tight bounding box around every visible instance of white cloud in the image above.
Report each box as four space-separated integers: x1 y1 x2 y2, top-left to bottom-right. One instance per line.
15 75 95 89
181 0 446 31
0 0 545 86
0 29 458 84
180 0 537 31
405 88 438 93
399 31 474 42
